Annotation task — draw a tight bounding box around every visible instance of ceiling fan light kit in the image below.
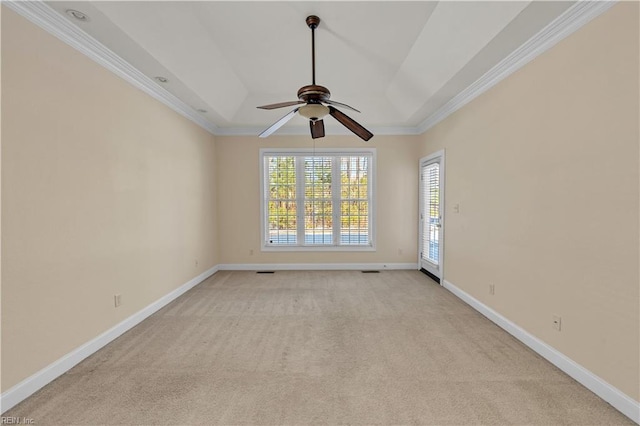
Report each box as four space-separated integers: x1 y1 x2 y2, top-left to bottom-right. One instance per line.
257 15 373 142
298 104 329 120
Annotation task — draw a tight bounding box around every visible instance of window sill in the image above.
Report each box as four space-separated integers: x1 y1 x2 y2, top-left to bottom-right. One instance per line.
262 245 376 252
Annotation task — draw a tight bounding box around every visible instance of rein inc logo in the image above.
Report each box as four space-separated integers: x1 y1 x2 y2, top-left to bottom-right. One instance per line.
1 418 34 425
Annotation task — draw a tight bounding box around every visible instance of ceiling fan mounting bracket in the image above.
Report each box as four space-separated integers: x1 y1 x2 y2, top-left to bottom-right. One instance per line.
306 15 320 29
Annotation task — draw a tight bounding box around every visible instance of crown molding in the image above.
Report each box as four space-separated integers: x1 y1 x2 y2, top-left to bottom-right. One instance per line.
4 0 219 135
5 0 615 138
415 0 617 134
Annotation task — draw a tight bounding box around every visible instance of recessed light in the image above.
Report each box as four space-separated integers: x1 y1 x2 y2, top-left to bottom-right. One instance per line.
66 9 90 22
197 109 207 113
154 76 169 83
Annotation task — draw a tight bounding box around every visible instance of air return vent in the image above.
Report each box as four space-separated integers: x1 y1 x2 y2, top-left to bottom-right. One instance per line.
256 271 275 274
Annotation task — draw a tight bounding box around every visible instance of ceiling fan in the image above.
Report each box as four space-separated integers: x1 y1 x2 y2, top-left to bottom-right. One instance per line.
257 15 373 142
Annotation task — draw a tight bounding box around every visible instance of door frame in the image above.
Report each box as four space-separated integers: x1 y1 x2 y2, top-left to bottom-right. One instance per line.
418 149 445 284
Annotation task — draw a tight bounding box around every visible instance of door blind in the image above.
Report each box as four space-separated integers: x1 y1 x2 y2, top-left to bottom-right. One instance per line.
421 162 440 265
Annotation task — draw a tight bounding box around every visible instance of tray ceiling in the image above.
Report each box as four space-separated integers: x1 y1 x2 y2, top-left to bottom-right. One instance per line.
14 1 607 136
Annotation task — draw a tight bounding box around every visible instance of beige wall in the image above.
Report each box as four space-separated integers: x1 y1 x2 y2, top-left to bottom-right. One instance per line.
1 8 218 391
216 135 419 265
2 0 638 412
0 4 4 396
418 3 639 400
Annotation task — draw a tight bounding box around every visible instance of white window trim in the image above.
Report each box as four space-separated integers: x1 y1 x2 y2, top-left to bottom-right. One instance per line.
260 148 376 252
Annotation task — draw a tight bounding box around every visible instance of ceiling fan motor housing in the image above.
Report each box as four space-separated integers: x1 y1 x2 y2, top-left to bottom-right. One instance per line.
297 85 331 120
297 84 331 103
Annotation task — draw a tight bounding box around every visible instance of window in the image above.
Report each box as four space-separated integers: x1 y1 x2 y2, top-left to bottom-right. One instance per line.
261 148 375 251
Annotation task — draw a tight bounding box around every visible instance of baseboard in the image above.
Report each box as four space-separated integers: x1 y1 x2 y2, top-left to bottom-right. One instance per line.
217 263 418 271
442 280 640 424
0 264 219 414
14 266 631 421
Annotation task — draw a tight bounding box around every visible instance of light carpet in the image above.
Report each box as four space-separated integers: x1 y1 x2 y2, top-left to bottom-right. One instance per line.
5 270 633 425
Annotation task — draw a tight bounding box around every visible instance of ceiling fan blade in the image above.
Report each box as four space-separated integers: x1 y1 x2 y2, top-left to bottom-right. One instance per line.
259 108 300 138
257 100 305 110
310 119 325 139
328 106 373 141
324 99 361 113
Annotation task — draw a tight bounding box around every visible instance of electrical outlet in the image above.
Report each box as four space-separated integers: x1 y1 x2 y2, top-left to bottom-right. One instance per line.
114 294 122 308
195 259 199 267
249 249 254 255
453 203 460 213
398 248 403 256
489 284 495 295
552 315 562 331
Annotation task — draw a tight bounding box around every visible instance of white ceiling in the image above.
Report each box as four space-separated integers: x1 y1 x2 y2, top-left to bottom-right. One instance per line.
41 1 578 137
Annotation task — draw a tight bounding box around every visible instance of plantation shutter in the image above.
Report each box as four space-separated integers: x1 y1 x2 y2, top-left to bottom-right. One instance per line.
421 162 440 265
262 149 375 249
265 156 297 245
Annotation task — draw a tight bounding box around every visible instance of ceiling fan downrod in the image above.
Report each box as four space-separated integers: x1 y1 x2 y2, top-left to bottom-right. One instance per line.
306 15 320 85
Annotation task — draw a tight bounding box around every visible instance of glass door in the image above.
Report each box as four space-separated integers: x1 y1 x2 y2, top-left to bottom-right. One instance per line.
419 151 444 281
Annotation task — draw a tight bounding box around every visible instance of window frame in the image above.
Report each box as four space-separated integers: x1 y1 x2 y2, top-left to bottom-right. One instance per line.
260 148 376 252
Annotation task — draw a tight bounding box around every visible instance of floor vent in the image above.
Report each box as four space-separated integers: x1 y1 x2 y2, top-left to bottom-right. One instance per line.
362 270 380 273
256 271 275 274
